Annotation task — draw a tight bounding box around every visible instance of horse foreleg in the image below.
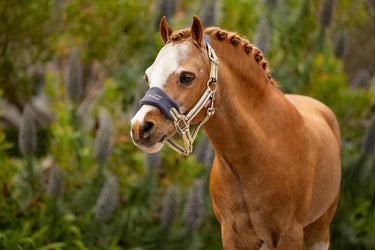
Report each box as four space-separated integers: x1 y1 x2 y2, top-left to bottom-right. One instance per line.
221 223 263 250
303 191 340 250
218 211 263 250
274 224 304 250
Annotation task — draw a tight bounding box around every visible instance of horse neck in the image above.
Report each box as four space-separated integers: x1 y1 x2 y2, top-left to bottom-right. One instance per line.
202 37 298 159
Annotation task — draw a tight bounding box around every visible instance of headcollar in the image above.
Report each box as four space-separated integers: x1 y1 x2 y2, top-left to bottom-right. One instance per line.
139 34 219 155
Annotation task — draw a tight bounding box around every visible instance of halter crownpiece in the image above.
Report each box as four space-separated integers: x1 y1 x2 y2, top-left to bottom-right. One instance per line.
139 34 219 156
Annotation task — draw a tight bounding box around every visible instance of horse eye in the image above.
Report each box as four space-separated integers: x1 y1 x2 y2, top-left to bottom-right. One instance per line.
180 73 195 84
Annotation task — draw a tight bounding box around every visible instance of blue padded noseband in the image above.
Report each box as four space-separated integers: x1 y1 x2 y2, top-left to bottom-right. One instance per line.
139 87 180 120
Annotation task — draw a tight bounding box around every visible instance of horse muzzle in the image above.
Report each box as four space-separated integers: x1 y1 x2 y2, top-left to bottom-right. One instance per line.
130 105 174 153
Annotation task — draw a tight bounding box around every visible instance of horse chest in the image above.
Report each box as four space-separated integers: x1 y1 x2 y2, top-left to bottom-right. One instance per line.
209 153 312 224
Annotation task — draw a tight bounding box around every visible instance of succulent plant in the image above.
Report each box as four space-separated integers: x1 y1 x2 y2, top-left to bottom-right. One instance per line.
351 69 371 89
145 152 162 173
94 111 113 164
184 180 205 229
66 47 83 102
263 0 279 7
318 0 336 28
19 105 37 156
94 175 119 221
364 116 375 155
47 165 65 200
160 186 179 227
155 0 176 28
334 31 348 59
200 0 217 27
253 17 271 58
194 134 215 171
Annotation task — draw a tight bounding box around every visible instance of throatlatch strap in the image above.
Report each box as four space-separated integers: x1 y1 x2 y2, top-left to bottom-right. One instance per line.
166 87 215 155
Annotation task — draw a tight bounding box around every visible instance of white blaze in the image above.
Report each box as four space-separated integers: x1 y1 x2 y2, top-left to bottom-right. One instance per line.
131 43 189 127
146 43 189 88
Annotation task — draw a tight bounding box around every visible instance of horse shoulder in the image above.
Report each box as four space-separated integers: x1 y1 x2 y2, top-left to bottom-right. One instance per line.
285 94 340 147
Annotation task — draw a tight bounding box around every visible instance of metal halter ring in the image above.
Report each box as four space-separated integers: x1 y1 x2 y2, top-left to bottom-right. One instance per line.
207 80 217 92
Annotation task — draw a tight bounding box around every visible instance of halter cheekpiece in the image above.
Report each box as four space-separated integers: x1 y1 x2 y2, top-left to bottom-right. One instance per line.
139 34 219 156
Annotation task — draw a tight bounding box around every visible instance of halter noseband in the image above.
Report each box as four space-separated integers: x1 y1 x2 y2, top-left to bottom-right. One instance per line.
139 34 219 156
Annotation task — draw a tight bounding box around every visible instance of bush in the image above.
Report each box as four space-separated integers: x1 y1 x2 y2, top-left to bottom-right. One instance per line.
0 0 373 249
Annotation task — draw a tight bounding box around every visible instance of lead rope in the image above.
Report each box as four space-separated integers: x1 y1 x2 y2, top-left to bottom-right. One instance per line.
166 38 219 156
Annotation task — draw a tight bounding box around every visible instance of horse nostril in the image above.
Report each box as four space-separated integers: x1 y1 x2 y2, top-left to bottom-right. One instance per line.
142 121 155 138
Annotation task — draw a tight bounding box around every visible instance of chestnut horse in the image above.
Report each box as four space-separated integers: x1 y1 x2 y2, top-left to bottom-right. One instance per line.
130 16 341 250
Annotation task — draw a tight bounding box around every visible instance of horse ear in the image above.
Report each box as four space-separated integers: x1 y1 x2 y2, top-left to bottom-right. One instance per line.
191 15 203 45
160 16 173 45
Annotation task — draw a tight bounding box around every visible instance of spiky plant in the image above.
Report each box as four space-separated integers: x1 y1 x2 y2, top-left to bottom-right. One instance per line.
45 164 65 241
19 105 37 192
66 48 85 169
351 69 372 88
155 0 176 28
194 135 208 163
334 31 348 59
200 0 217 27
317 0 336 28
194 134 215 171
19 105 37 156
94 175 119 221
364 116 375 155
94 111 113 164
47 165 65 200
184 180 205 229
66 47 83 103
145 152 162 173
253 17 271 58
160 186 179 227
263 0 279 8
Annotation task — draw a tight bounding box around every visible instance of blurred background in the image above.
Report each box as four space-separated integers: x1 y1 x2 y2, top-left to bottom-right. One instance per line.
1 0 375 249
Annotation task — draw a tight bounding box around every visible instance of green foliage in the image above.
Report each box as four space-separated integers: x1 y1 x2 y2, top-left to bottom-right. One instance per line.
0 0 59 105
0 0 374 249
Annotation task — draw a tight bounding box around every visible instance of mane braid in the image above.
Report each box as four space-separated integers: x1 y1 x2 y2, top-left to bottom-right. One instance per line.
205 27 278 87
169 27 278 87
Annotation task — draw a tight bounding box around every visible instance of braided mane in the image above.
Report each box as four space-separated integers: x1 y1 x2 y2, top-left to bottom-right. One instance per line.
169 27 278 87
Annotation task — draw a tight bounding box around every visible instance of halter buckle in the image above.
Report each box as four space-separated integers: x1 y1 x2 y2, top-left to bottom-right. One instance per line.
174 117 189 132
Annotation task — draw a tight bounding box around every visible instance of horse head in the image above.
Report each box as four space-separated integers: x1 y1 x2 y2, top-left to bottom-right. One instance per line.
131 16 216 154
